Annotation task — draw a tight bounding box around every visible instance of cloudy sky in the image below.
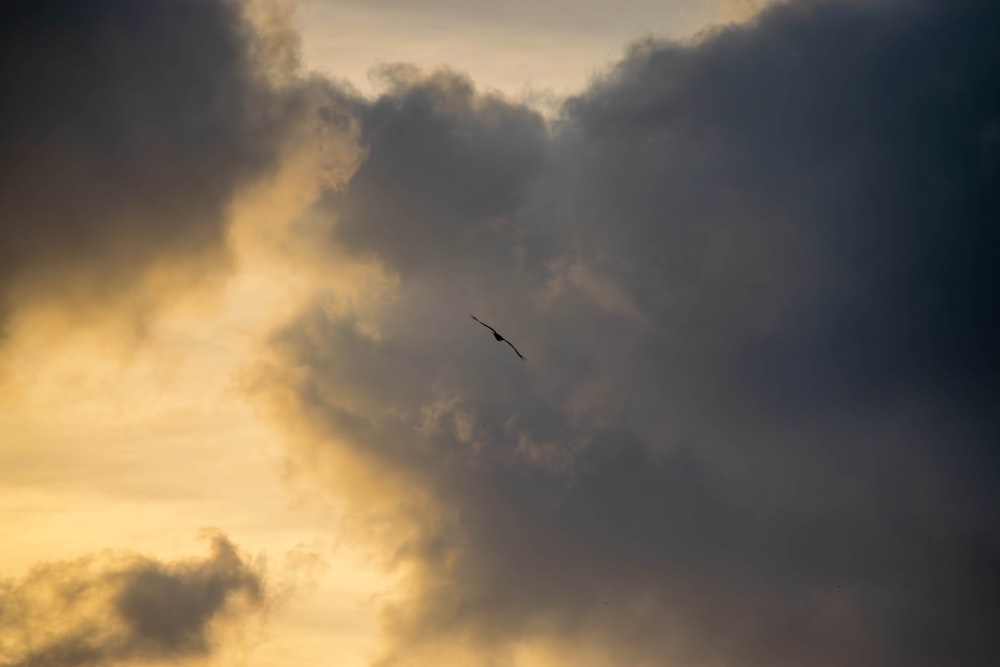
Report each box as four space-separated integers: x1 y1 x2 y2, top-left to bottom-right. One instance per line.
1 1 998 666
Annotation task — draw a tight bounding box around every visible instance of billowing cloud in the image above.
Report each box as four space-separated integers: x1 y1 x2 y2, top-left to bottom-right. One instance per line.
0 0 354 337
0 534 267 667
258 0 1000 665
321 65 548 279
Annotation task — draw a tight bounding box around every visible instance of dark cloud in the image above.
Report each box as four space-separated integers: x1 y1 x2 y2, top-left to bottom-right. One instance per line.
265 0 1000 665
0 534 266 667
565 0 1000 410
0 0 335 330
322 65 548 279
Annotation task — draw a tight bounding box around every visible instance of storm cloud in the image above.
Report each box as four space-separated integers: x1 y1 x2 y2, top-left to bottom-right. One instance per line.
0 0 338 332
0 534 266 667
259 0 1000 665
322 65 548 279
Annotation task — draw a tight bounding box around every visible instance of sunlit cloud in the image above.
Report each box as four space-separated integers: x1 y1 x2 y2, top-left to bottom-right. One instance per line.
0 534 265 667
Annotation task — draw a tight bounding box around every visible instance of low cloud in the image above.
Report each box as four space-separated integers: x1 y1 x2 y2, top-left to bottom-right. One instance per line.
0 533 267 667
321 65 548 280
259 0 1000 665
0 0 356 340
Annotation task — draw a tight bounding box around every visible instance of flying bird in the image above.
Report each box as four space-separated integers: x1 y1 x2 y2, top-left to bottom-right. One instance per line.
470 315 525 360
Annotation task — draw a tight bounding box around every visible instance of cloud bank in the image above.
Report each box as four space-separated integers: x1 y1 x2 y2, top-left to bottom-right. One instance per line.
0 534 267 667
258 0 1000 665
2 0 996 664
0 0 353 337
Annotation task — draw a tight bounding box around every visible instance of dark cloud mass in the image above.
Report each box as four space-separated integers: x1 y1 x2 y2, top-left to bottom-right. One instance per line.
0 0 316 328
262 0 1000 665
0 534 266 667
325 65 548 279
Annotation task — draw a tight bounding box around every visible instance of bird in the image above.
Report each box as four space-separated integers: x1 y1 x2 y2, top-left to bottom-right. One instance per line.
470 315 525 360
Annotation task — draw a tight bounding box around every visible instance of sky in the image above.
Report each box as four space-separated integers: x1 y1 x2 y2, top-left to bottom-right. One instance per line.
0 1 997 666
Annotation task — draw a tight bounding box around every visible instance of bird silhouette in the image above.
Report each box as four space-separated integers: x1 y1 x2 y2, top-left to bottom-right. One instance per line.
470 315 525 360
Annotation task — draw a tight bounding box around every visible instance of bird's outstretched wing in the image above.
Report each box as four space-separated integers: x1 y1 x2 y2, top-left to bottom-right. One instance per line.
504 339 525 360
471 315 526 360
470 315 498 335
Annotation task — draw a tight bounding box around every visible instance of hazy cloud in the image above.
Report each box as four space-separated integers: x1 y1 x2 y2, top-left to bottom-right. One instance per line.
0 0 349 334
721 0 762 21
258 0 1000 665
0 534 266 667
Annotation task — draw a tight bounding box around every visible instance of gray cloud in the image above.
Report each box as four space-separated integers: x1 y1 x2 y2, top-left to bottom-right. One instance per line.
263 0 1000 665
0 534 266 667
321 65 548 280
0 0 343 332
